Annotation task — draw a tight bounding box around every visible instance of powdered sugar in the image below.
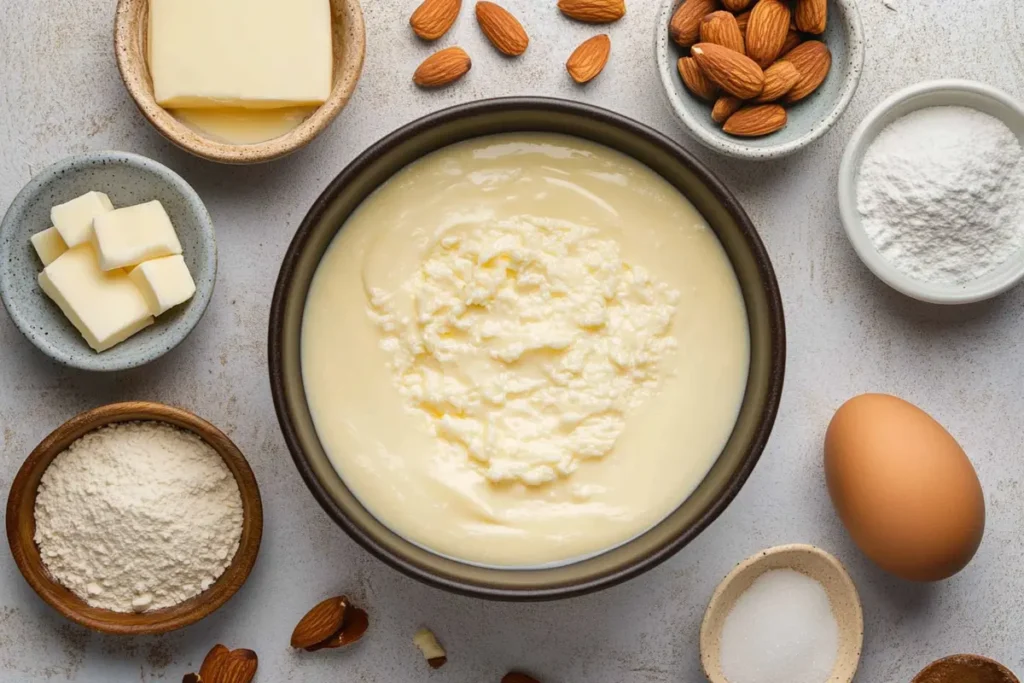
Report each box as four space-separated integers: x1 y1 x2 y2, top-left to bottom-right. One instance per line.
856 106 1024 286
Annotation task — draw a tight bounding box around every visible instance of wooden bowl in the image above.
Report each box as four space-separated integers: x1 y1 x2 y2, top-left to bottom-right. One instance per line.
114 0 366 164
913 655 1019 683
5 402 263 635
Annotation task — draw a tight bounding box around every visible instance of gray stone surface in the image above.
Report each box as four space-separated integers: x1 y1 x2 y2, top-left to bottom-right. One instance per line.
1 0 1023 681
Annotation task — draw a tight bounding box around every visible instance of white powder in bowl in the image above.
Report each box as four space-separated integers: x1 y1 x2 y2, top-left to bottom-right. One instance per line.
719 569 839 683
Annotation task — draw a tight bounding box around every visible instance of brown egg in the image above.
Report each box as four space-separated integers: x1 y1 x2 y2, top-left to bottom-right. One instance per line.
825 394 985 581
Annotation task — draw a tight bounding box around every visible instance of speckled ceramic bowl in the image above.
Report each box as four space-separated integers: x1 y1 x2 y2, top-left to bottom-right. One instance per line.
270 98 786 600
0 151 216 372
656 0 865 160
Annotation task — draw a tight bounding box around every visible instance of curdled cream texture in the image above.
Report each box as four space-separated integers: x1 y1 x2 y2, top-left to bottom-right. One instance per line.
302 134 750 567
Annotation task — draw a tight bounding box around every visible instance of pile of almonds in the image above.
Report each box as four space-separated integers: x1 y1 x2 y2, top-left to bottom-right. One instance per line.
670 0 832 137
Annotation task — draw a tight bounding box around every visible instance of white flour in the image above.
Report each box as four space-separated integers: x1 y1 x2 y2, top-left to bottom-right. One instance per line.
856 106 1024 286
34 421 244 613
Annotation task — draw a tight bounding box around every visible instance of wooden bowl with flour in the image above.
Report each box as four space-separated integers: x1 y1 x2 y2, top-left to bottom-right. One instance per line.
5 401 263 635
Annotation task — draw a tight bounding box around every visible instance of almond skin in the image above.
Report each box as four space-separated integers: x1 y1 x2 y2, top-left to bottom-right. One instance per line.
735 10 750 36
780 29 802 57
476 2 529 56
566 34 611 83
669 0 717 48
677 57 718 101
410 0 462 40
780 40 832 102
745 0 791 68
290 596 348 649
711 95 743 124
755 60 801 102
305 606 370 651
199 645 229 681
558 0 625 23
413 47 472 87
690 43 764 100
723 104 788 136
700 11 745 55
217 649 258 683
795 0 827 34
721 0 752 10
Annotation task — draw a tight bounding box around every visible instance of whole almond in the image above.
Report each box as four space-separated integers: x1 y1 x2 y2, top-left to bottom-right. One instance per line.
721 0 752 10
476 2 529 56
700 11 745 54
217 650 258 683
566 34 611 83
199 645 229 680
558 0 625 23
291 596 348 649
795 0 827 34
745 0 791 68
413 47 472 87
305 606 370 651
755 60 801 102
780 29 802 57
723 105 788 136
711 95 743 124
735 10 750 36
669 0 717 48
183 675 201 683
410 0 462 40
503 674 542 683
780 40 832 102
690 43 764 100
677 57 718 100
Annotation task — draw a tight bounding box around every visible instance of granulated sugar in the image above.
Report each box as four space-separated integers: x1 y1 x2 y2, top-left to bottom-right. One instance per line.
719 569 839 683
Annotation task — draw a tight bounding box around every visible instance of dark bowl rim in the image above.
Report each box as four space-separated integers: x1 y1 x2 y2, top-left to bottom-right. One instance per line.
269 96 786 600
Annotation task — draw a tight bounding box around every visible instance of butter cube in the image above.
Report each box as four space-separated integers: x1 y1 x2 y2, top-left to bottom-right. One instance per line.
129 255 196 316
91 200 182 271
50 191 114 247
39 246 154 352
30 227 68 266
149 0 333 109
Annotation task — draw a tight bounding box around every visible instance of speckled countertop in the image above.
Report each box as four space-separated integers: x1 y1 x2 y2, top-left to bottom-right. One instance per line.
2 1 1023 681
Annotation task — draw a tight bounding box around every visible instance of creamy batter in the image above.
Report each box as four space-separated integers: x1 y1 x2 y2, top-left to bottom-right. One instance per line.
302 133 749 567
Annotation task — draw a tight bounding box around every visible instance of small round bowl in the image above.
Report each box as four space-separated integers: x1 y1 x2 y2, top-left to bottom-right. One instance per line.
838 80 1024 304
700 544 863 683
913 655 1019 683
114 0 366 165
0 151 217 372
656 0 864 160
5 401 263 636
269 97 786 600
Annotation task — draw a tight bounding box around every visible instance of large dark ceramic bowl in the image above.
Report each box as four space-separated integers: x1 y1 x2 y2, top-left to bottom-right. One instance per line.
269 98 785 600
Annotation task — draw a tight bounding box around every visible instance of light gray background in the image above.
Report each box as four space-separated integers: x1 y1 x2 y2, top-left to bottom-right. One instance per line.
2 0 1023 681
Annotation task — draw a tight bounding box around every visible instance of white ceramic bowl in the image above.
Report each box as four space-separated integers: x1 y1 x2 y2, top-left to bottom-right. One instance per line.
838 80 1024 305
656 0 865 161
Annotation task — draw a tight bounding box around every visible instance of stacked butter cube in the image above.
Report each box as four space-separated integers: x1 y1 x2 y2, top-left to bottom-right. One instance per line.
31 191 196 353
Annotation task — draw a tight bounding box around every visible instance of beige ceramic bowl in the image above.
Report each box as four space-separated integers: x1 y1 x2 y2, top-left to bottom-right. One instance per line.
700 544 863 683
114 0 366 164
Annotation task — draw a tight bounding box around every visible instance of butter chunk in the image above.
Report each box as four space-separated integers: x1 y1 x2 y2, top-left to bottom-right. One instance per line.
39 246 154 352
50 191 114 247
91 200 182 271
30 227 68 266
129 254 196 316
149 0 333 109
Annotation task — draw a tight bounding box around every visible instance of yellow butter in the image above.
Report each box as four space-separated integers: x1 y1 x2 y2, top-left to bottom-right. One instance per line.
129 254 196 316
50 191 114 248
30 227 68 266
92 201 183 271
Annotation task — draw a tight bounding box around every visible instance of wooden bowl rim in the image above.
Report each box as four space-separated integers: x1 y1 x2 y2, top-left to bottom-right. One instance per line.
5 401 263 635
912 655 1020 683
113 0 366 165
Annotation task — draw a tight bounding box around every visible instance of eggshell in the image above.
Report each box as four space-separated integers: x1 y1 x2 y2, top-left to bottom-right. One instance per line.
824 394 985 582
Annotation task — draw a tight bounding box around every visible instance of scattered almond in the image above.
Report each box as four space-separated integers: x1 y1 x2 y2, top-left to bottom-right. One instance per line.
182 674 202 683
721 0 752 10
413 47 472 87
291 596 348 650
199 645 229 681
745 0 791 68
502 674 542 683
795 0 827 34
305 607 370 651
413 628 448 669
410 0 462 41
476 2 529 56
191 644 257 683
723 104 788 136
735 10 750 37
780 29 802 57
756 60 801 102
711 95 743 124
558 0 625 23
566 34 611 83
780 40 831 102
700 11 745 55
669 0 717 48
677 57 718 101
690 43 764 100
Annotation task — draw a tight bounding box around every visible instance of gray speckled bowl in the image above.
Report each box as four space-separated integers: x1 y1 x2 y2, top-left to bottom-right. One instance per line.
0 151 216 371
656 0 865 160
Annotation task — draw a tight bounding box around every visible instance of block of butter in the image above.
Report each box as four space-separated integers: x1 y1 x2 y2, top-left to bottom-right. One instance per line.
129 254 196 316
30 227 68 266
92 200 183 271
51 191 114 248
149 0 333 109
39 246 154 352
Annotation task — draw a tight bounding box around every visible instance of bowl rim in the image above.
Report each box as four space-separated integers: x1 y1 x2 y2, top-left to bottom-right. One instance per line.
5 401 263 635
0 150 217 372
911 654 1020 683
655 0 865 160
837 79 1024 304
269 96 786 600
